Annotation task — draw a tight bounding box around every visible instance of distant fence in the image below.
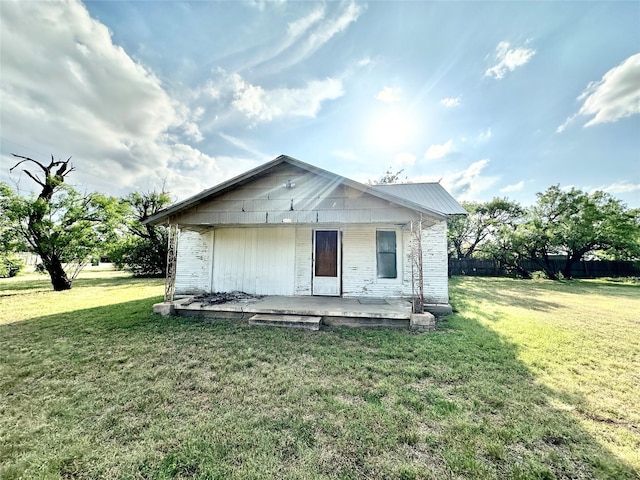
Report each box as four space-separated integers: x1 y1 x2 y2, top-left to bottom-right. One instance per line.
14 252 40 266
449 258 640 278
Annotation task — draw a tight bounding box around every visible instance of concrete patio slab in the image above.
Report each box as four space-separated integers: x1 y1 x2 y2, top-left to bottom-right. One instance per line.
165 295 415 328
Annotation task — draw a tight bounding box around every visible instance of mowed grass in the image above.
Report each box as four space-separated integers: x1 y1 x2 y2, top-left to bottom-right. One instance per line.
1 271 638 479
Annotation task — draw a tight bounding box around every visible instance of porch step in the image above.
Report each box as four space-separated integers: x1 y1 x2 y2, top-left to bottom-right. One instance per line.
248 314 321 331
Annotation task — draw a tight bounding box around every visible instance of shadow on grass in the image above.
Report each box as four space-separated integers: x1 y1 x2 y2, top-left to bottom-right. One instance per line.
0 294 638 478
0 273 162 297
0 276 53 295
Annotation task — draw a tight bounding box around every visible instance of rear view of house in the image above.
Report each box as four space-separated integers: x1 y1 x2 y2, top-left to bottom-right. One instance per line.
145 155 465 316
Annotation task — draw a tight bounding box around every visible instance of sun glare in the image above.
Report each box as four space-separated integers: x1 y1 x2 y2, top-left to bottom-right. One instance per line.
368 110 415 149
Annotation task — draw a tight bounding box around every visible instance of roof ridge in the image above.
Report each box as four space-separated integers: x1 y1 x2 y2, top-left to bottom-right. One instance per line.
371 182 442 186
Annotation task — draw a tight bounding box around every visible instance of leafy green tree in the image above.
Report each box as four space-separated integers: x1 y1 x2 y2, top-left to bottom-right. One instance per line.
0 182 24 278
447 198 524 259
108 190 172 277
527 186 640 279
485 186 640 280
484 221 533 279
369 167 406 185
3 154 122 290
0 182 19 253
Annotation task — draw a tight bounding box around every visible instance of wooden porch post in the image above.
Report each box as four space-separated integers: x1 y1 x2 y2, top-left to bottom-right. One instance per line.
164 223 178 302
410 214 425 314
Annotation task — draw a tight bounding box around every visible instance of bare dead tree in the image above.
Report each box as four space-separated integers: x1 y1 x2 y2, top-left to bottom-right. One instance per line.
9 154 75 290
10 154 75 201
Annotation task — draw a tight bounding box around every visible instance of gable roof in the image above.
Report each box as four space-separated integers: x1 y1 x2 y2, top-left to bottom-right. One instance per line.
144 155 465 225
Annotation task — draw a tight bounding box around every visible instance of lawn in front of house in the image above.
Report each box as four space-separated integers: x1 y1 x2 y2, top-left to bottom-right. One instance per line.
1 271 638 479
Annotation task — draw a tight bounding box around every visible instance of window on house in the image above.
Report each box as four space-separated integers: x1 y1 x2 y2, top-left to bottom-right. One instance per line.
376 230 397 279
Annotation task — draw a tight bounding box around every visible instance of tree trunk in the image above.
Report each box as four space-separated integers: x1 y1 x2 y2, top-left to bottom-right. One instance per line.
515 263 532 279
562 251 585 280
561 261 573 280
43 256 72 291
529 251 559 280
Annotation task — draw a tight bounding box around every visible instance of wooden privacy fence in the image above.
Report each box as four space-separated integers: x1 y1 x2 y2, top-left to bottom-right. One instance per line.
449 258 640 278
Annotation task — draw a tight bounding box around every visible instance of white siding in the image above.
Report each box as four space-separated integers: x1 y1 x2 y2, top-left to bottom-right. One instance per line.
341 225 411 298
173 222 450 304
422 220 449 304
294 227 312 295
401 229 413 295
173 163 434 227
175 230 213 295
212 227 295 295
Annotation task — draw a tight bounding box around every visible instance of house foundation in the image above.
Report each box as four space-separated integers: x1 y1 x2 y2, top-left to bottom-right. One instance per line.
153 295 450 331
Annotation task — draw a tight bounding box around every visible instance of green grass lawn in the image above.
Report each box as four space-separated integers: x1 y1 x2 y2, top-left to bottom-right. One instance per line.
1 271 638 479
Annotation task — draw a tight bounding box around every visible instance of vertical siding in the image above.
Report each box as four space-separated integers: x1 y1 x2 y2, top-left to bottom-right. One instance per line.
212 227 295 295
175 230 213 295
173 222 449 303
422 220 449 304
294 227 312 295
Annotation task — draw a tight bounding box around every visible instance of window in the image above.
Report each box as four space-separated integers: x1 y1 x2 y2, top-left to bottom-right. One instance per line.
376 230 397 279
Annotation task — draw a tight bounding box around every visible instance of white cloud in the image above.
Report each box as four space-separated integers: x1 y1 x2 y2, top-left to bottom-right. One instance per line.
0 1 178 188
287 6 324 38
218 132 272 160
189 2 363 88
558 53 640 132
260 2 363 72
500 180 524 193
302 2 363 57
591 181 640 195
247 0 287 12
556 114 576 133
485 41 536 79
413 159 499 201
160 145 258 201
375 87 401 103
440 96 461 107
228 72 344 123
424 139 454 160
357 57 373 68
393 152 416 166
442 159 499 200
0 0 258 199
248 6 325 70
477 128 492 142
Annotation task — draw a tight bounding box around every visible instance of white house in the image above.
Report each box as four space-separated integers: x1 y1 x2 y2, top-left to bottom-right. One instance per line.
145 155 466 315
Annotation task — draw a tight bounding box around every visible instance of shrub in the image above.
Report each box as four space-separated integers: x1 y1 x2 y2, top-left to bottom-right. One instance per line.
0 255 25 278
531 270 548 280
109 236 166 277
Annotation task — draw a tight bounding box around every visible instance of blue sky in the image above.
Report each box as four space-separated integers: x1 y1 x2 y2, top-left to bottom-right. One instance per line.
1 1 639 207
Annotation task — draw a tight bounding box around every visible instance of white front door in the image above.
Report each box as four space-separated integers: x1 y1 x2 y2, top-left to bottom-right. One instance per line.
312 230 341 296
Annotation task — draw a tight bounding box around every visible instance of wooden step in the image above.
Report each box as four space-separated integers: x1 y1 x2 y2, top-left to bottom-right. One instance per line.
248 314 321 331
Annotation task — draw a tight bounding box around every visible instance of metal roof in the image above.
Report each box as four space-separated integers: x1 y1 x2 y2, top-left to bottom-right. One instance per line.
371 183 468 215
144 155 465 225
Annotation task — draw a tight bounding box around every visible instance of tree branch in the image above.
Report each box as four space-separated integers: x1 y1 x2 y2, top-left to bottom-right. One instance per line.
10 154 49 175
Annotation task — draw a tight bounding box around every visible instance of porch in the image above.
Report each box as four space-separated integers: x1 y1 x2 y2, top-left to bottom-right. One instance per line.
154 294 423 329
